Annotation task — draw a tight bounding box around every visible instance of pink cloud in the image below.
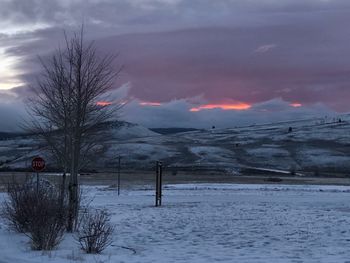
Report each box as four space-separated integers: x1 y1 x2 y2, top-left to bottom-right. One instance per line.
190 102 251 112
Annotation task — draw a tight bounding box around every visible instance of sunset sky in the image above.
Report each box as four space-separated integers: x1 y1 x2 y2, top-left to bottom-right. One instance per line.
0 0 350 130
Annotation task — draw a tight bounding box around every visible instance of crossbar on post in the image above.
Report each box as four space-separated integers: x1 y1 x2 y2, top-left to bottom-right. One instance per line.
159 162 162 206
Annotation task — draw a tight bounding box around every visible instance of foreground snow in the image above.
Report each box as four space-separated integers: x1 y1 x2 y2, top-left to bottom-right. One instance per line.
1 183 350 262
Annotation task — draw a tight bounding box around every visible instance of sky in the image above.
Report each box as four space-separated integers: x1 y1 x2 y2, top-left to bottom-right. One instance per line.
0 0 350 131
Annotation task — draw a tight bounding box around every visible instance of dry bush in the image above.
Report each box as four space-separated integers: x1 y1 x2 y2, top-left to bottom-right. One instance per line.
76 210 115 254
2 178 68 250
2 181 37 233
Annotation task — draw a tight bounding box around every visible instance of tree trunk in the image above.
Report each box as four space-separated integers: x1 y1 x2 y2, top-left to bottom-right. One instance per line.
67 137 80 232
60 171 66 206
67 182 75 232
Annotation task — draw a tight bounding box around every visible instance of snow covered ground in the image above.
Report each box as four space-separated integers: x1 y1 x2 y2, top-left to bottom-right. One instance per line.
1 183 350 262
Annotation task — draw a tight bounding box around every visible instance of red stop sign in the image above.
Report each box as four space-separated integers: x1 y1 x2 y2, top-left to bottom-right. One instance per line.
32 157 46 172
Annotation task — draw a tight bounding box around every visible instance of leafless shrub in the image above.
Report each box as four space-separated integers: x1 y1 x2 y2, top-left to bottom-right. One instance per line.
28 193 67 250
76 210 115 254
2 178 68 250
2 180 35 233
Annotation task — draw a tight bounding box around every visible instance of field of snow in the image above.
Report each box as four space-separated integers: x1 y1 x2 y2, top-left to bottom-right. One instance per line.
1 183 350 262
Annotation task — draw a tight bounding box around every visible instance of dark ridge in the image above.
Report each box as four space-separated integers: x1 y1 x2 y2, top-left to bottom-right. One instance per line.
0 121 129 141
150 128 201 135
0 132 29 140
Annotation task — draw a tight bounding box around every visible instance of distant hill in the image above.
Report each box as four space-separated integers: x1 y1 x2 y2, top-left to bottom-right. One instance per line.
0 132 27 140
0 121 159 141
150 128 201 135
2 116 350 175
108 121 160 139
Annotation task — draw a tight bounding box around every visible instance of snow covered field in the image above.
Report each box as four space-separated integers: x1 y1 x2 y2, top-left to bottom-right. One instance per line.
1 183 350 262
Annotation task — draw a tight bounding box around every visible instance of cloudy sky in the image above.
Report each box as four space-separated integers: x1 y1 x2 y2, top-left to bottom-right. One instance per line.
0 0 349 131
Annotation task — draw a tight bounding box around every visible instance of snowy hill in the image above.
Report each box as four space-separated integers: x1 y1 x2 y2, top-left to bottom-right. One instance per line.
1 116 350 176
0 121 160 170
108 121 160 140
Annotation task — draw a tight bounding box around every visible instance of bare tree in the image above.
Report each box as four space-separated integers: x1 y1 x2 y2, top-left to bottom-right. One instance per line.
28 28 123 231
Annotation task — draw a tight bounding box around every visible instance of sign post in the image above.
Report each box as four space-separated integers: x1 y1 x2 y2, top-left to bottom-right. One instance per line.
117 156 121 196
31 157 46 192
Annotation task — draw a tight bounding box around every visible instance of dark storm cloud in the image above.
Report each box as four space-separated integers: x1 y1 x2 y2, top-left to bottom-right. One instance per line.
3 1 350 22
98 25 350 110
3 0 350 36
1 0 350 130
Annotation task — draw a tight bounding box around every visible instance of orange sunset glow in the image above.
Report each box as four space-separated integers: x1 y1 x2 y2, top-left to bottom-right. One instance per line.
290 103 302 108
97 101 112 106
190 102 252 112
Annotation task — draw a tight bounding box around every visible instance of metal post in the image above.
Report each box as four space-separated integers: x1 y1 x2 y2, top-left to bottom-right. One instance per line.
117 156 121 196
155 161 159 207
155 161 163 207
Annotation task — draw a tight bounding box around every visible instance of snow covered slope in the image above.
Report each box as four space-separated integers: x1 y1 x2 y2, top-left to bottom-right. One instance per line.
1 116 350 175
108 121 160 140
